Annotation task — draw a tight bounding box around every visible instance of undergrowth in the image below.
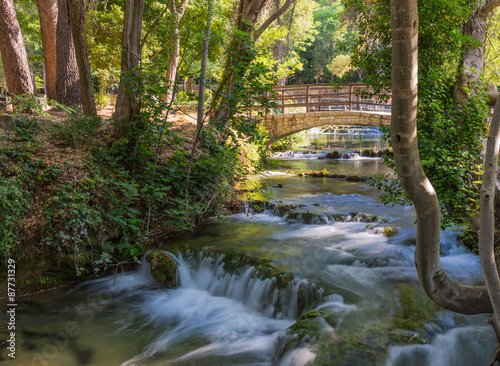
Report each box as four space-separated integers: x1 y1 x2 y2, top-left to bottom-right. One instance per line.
0 107 254 276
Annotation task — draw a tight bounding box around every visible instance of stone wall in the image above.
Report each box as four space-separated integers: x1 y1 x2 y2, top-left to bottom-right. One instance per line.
259 111 391 145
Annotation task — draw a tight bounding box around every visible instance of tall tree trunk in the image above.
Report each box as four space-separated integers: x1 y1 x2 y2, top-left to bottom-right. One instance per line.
272 0 285 86
0 0 34 96
453 1 500 106
209 0 295 144
197 0 213 128
67 0 96 115
390 0 493 315
479 96 500 341
36 0 58 100
164 0 189 103
114 0 144 140
55 0 82 107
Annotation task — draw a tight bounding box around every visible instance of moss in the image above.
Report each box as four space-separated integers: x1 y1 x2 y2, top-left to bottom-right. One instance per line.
326 151 341 159
145 250 177 288
383 227 400 237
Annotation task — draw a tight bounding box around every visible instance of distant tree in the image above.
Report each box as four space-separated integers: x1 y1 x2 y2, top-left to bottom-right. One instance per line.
36 0 58 99
164 0 189 103
114 0 144 140
210 0 296 144
55 0 82 107
0 0 34 96
67 0 96 115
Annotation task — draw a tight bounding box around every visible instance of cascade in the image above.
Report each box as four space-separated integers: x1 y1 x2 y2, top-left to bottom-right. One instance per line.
173 251 324 319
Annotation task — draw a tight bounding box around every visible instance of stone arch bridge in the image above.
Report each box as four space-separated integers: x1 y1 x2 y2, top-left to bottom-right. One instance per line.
254 84 392 145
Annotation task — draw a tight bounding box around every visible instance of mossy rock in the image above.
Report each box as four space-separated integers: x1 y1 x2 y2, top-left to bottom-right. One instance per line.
326 151 341 159
346 175 368 181
365 224 400 237
383 227 399 237
145 250 177 288
361 149 378 157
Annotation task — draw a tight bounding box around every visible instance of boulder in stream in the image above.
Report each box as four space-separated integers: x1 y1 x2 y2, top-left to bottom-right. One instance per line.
145 250 177 287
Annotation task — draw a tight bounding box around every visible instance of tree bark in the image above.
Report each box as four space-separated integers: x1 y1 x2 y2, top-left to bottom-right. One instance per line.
390 0 493 314
0 0 34 96
36 0 58 100
272 0 285 86
209 0 296 144
479 96 500 338
55 0 82 107
114 0 144 140
454 0 500 105
197 0 213 128
67 0 96 115
164 0 189 104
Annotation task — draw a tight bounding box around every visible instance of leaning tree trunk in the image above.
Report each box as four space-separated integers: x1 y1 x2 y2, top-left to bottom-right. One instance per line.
55 0 82 107
390 0 493 314
36 0 58 100
0 0 34 96
67 0 96 115
114 0 144 140
209 0 295 144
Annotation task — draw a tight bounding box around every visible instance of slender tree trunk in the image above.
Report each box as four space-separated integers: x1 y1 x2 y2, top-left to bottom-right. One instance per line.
36 0 58 100
55 0 82 107
272 0 285 86
0 0 34 96
164 0 189 103
479 96 500 340
197 0 213 128
390 0 493 314
114 0 144 140
67 0 96 115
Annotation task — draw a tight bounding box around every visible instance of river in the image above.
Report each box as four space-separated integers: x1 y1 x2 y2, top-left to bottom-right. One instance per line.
1 127 497 366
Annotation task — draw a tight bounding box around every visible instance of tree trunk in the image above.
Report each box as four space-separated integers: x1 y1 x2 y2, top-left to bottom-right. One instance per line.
209 0 295 144
67 0 96 115
197 0 213 128
164 0 189 104
479 96 500 339
453 1 500 106
390 0 493 315
272 0 285 86
36 0 58 100
55 0 82 107
0 0 34 96
114 0 144 140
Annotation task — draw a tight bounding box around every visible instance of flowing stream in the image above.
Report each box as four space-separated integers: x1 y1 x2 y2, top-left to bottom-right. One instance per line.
1 127 497 365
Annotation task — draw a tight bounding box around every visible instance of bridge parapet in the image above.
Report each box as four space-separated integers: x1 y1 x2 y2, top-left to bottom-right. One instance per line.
258 110 391 145
267 83 391 114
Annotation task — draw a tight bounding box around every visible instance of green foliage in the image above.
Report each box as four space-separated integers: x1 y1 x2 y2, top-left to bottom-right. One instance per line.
351 0 489 228
270 132 306 151
86 4 124 106
51 111 102 148
0 178 31 261
290 0 354 84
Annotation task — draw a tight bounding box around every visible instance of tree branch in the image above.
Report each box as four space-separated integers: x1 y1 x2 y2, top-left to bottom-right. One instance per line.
140 0 171 49
253 0 295 41
480 0 500 17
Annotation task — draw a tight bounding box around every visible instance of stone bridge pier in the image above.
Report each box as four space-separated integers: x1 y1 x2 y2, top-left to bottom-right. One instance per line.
260 110 391 146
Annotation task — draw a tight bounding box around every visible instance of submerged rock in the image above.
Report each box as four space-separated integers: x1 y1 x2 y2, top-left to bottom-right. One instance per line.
145 250 177 287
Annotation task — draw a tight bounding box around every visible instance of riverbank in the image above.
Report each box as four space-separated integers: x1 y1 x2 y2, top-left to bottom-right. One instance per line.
0 106 252 296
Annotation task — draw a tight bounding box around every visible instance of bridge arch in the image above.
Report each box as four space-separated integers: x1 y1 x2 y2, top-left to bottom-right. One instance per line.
261 111 391 146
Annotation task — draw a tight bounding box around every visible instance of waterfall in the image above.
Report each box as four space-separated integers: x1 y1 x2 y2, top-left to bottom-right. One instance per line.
173 251 324 319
